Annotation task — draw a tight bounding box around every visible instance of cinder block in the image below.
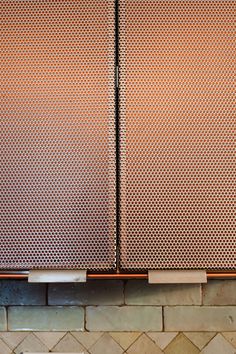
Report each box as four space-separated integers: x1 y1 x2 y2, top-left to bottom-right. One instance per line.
203 280 236 305
86 306 162 331
8 306 84 331
0 280 46 305
48 280 124 305
0 307 7 331
164 306 236 331
125 280 201 305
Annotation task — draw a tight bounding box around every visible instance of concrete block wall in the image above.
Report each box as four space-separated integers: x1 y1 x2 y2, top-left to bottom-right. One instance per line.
0 279 235 353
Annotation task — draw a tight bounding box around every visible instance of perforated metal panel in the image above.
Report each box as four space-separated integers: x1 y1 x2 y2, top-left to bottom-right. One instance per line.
119 0 235 270
1 0 116 270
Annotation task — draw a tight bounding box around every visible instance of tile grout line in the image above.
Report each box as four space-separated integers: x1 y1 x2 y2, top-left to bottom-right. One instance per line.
124 332 143 352
84 306 87 332
49 331 68 352
162 306 165 332
6 306 8 332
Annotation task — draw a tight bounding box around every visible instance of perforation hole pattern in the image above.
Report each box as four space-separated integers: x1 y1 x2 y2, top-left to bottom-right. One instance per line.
1 0 116 270
119 0 235 270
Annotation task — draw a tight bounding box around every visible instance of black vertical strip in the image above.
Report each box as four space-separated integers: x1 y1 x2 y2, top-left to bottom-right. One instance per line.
115 0 120 272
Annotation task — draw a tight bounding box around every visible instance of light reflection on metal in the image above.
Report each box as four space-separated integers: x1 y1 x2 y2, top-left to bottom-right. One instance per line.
0 272 236 280
119 0 236 270
0 0 116 270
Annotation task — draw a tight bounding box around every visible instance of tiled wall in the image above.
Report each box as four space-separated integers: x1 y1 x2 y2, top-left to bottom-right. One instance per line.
0 279 235 353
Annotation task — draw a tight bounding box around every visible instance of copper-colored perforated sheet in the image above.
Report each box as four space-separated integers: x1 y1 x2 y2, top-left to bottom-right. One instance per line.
119 0 235 270
1 1 116 270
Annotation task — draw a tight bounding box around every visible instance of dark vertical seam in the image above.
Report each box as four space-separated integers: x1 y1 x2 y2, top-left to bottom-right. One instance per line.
115 0 120 273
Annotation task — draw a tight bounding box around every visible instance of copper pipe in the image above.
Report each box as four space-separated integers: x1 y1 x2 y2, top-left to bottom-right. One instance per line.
87 273 148 279
0 274 28 279
207 273 236 279
0 272 236 279
87 273 236 279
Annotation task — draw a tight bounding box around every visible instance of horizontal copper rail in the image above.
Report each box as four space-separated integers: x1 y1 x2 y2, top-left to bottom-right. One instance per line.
0 274 28 279
88 273 236 279
207 273 236 279
0 272 236 279
87 273 148 279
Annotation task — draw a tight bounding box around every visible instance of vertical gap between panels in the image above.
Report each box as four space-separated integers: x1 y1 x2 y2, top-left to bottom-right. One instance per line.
115 0 120 272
